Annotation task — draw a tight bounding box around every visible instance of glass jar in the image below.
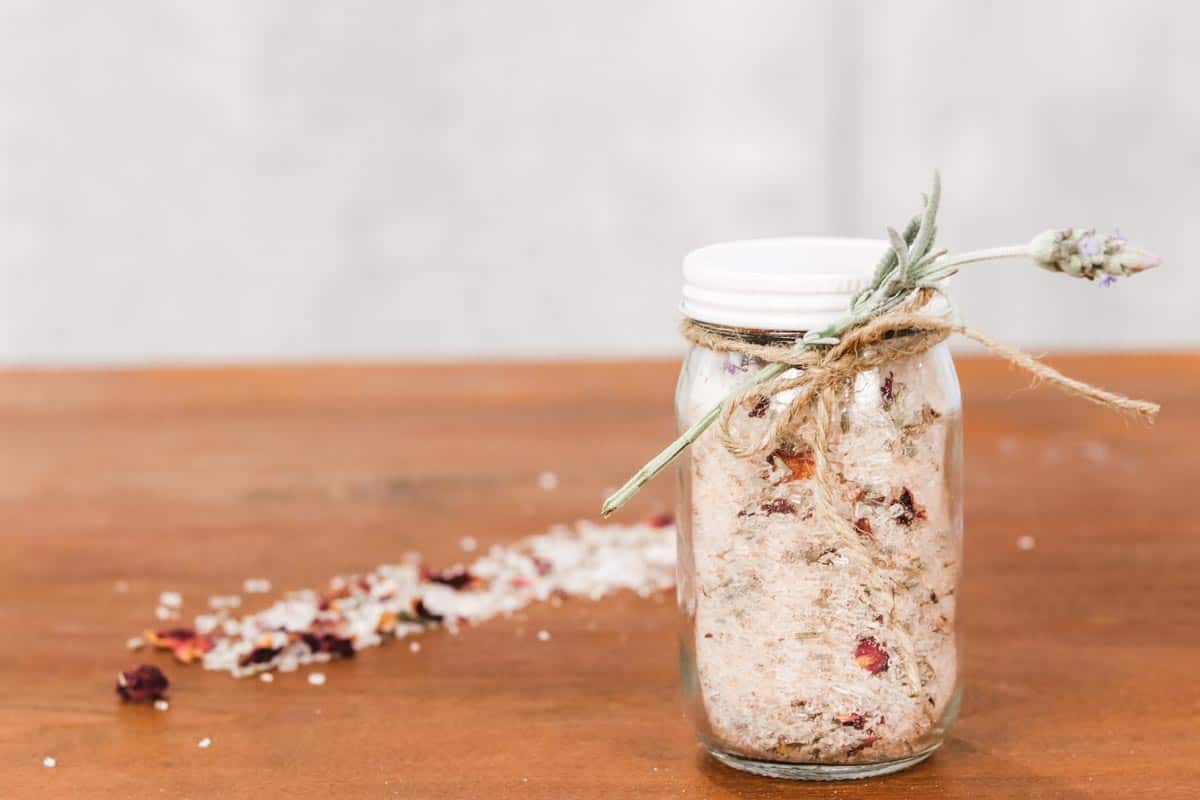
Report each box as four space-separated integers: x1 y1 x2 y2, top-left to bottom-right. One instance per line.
675 238 963 780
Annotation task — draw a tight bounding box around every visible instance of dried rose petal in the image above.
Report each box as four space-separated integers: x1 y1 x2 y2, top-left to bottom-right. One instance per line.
853 518 873 537
647 512 675 529
834 712 867 729
761 498 796 515
748 397 770 418
413 598 443 623
892 488 926 526
880 371 895 406
846 734 879 756
297 632 355 659
771 447 815 481
145 628 214 664
116 664 169 702
376 610 398 634
854 637 889 674
421 566 483 591
238 646 281 668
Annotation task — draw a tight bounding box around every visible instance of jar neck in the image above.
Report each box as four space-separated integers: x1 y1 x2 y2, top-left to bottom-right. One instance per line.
685 318 808 347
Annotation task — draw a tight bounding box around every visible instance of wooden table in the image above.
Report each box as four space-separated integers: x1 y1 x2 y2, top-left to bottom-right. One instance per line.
2 356 1197 799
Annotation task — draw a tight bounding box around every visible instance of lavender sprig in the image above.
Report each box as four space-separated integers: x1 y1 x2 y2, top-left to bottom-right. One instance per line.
601 174 1160 517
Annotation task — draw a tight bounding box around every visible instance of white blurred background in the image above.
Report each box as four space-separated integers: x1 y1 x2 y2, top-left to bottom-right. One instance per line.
1 1 1196 365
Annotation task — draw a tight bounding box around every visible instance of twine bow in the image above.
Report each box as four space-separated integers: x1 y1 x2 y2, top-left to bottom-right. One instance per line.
683 290 1159 472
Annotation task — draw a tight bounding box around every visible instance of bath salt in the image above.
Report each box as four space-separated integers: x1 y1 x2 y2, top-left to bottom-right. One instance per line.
680 347 961 765
136 521 675 678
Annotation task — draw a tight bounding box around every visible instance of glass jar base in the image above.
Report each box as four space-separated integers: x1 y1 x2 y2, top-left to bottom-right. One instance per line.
706 744 940 781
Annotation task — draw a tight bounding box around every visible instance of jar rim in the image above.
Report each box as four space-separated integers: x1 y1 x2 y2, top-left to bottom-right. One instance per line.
681 237 889 330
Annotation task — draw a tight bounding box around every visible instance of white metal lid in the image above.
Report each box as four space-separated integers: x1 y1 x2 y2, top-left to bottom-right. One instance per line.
681 237 890 331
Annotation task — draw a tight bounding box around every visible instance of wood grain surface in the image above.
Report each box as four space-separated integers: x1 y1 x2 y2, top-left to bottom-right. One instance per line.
1 355 1197 799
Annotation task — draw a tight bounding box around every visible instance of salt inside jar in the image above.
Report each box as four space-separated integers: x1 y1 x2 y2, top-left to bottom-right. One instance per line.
674 238 963 780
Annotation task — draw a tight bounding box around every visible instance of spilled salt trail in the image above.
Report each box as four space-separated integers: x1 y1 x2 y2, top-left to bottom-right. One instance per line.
141 520 675 678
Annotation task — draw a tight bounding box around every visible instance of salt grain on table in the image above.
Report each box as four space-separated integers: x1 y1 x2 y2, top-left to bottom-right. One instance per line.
159 591 182 608
154 699 169 711
1017 535 1037 551
460 536 477 552
243 578 271 594
536 630 551 642
307 672 326 686
537 471 559 490
198 738 212 749
409 642 421 653
260 673 274 683
42 757 56 768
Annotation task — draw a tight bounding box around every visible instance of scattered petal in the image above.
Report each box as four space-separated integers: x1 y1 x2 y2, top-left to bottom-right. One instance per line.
145 629 215 664
854 637 890 674
116 664 170 702
891 488 926 526
771 447 815 481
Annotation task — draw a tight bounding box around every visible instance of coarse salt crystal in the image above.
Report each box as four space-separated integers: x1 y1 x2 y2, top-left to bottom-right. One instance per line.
154 699 169 711
460 536 478 552
260 672 274 683
307 672 326 686
536 630 551 642
537 471 559 491
43 757 56 768
159 591 183 608
126 636 145 651
1017 535 1036 551
243 578 271 594
154 606 172 621
198 738 212 749
409 641 421 653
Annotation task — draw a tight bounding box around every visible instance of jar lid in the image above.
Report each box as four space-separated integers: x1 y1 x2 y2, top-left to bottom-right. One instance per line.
681 237 890 331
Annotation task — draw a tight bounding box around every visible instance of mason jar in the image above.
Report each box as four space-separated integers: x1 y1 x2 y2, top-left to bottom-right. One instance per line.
675 238 963 780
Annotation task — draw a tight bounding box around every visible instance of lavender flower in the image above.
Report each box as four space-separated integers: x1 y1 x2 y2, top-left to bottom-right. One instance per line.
1029 228 1160 280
